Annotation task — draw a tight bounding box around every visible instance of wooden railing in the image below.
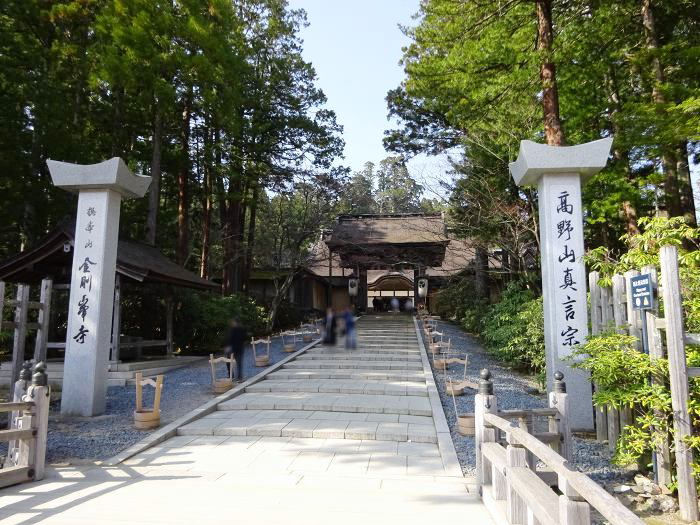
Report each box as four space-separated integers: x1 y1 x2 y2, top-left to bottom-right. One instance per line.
475 369 643 525
1 361 50 489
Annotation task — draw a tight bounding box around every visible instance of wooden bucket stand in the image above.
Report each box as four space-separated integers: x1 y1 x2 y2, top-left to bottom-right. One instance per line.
209 353 234 393
252 338 271 367
447 378 475 436
133 372 164 430
429 332 445 355
282 331 296 353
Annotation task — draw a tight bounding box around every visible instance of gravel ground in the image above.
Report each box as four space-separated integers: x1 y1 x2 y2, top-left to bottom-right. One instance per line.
30 335 311 464
422 319 629 485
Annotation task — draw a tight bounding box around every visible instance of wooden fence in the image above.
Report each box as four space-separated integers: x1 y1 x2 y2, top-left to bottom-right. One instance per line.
1 361 50 489
475 369 643 525
587 245 698 522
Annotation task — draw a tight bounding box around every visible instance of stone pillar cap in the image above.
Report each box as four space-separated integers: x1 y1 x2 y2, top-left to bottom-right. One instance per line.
47 157 152 199
509 137 613 186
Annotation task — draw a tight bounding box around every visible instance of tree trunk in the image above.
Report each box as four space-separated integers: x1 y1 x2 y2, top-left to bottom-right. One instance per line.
145 107 161 246
200 125 212 279
177 94 191 265
221 175 243 295
474 246 489 300
243 182 260 294
641 0 682 218
536 0 565 146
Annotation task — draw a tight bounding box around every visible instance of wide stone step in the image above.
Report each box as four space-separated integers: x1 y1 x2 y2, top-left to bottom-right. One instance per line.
297 353 421 362
283 360 423 370
268 369 426 381
218 392 432 416
246 379 427 396
309 348 420 355
177 410 437 443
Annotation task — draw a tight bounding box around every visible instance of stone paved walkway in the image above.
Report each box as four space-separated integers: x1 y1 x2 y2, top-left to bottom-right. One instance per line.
0 315 493 524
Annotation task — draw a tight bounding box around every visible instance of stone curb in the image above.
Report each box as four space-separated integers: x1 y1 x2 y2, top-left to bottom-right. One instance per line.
102 338 321 466
413 316 464 478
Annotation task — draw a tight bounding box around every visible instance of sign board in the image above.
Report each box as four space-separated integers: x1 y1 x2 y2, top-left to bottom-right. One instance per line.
630 274 653 310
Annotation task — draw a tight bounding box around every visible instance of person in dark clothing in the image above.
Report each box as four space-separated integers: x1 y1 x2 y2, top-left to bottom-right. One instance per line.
343 307 356 349
323 307 337 345
224 318 247 381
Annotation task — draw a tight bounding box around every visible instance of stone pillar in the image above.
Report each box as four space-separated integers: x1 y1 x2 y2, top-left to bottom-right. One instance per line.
509 138 612 431
48 158 151 416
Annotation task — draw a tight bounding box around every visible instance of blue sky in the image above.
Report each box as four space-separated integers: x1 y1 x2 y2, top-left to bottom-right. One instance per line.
288 0 452 198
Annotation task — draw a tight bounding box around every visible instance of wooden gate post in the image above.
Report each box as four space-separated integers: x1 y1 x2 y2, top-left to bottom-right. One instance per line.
10 284 30 398
33 278 53 363
659 246 698 522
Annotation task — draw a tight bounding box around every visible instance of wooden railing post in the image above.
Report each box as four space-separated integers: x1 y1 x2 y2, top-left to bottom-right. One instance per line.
549 371 572 461
659 245 699 522
27 362 49 480
506 436 528 523
8 361 32 467
558 477 591 525
475 369 498 495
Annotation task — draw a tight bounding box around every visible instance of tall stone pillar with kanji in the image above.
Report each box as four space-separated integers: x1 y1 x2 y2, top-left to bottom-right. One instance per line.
48 158 151 416
509 138 612 431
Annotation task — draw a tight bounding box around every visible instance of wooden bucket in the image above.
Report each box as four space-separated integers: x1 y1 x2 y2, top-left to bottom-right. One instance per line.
457 414 475 436
134 409 160 430
214 378 233 394
283 343 296 353
255 355 270 367
446 382 465 396
303 334 312 343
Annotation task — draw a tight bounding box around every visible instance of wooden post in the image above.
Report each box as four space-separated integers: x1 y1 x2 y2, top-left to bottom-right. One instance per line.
165 294 174 358
33 278 53 363
16 413 35 475
600 283 613 331
646 312 673 487
558 478 591 525
8 362 31 466
589 272 608 443
28 362 49 480
659 245 698 522
589 272 602 335
475 369 498 494
549 371 572 461
10 284 30 398
624 269 642 349
0 281 5 334
611 274 626 333
110 274 121 364
506 437 528 524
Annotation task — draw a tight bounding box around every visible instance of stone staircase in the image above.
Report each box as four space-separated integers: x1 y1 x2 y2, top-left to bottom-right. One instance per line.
177 315 440 445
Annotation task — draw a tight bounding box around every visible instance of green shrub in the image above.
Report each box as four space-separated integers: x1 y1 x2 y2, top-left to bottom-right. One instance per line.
175 292 267 355
480 282 545 382
574 333 700 485
433 276 487 329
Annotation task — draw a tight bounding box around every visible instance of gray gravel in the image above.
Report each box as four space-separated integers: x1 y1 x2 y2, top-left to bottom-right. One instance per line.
423 319 629 484
41 335 308 464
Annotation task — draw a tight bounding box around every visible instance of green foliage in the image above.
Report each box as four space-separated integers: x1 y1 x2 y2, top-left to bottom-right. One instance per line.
175 292 266 355
432 276 487 332
585 217 700 331
481 283 546 383
574 333 700 484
